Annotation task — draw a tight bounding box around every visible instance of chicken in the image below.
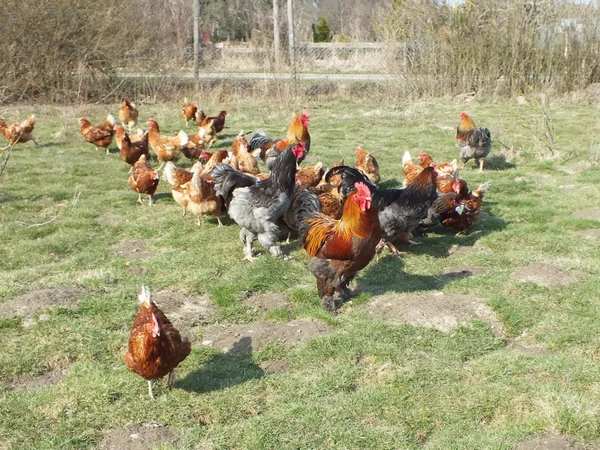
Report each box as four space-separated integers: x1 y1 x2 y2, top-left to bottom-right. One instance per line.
114 125 150 167
80 115 116 154
230 134 259 175
212 142 305 260
124 286 191 399
147 118 187 169
115 124 145 150
402 151 458 192
249 110 310 169
182 98 198 127
298 182 381 312
163 161 200 215
420 178 470 229
440 181 489 233
314 183 344 220
354 147 380 184
180 165 223 226
119 99 139 132
328 165 437 256
200 149 231 179
210 163 259 209
0 114 38 149
129 154 159 206
322 158 345 188
456 112 492 172
296 161 324 187
195 110 227 133
181 128 208 161
195 116 217 148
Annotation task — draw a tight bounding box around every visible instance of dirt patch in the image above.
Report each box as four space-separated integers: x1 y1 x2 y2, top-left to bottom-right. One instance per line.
571 208 600 222
111 239 152 261
560 162 587 175
96 215 125 224
517 436 585 450
573 229 600 240
508 342 555 357
558 183 578 191
100 423 179 450
440 265 486 280
260 359 293 373
0 286 84 323
511 263 579 288
365 292 505 337
151 290 218 337
200 319 332 353
243 293 288 312
9 370 67 390
126 267 148 275
448 243 492 258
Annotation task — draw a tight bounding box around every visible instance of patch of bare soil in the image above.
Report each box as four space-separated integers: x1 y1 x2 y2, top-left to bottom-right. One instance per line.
573 229 600 240
200 319 332 353
448 243 493 258
243 293 288 312
0 287 84 324
365 292 505 337
508 342 555 357
96 215 125 224
558 183 578 191
100 423 179 450
259 359 293 373
560 162 588 175
511 263 579 288
517 436 586 450
440 265 486 281
111 239 152 261
151 290 218 337
9 369 67 390
572 208 600 222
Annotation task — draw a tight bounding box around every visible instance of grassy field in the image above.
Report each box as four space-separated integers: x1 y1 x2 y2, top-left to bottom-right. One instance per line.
0 97 599 449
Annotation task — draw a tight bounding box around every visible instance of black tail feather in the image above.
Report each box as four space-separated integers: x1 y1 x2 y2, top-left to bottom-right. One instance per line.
210 163 257 208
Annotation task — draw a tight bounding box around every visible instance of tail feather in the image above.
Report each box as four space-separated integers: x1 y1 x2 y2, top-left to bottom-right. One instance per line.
294 190 323 244
138 285 152 307
210 163 257 208
324 165 376 201
402 151 412 165
178 130 189 147
248 131 275 152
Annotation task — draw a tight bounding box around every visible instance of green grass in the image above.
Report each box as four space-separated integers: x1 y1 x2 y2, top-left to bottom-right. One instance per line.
1 98 600 449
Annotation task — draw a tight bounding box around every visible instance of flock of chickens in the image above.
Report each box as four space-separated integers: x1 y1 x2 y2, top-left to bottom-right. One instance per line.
0 101 493 399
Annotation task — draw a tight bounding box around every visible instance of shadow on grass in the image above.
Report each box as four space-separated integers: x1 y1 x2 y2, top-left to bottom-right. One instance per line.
486 154 516 171
176 337 265 394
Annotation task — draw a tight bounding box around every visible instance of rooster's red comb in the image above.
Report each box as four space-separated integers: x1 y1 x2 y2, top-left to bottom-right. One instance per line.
354 182 371 198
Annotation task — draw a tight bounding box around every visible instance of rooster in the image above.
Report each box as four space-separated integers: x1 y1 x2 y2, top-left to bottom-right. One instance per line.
119 99 139 133
114 125 150 167
328 165 437 255
298 182 381 312
0 114 37 149
129 154 159 206
456 112 492 172
182 98 198 127
124 286 191 399
212 142 305 260
355 147 380 184
146 118 187 170
80 115 116 154
249 111 310 169
196 110 227 133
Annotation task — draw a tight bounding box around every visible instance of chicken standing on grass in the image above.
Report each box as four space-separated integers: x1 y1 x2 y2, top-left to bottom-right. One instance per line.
0 114 38 149
124 286 191 399
119 99 138 132
456 112 492 172
80 115 116 154
146 118 187 170
129 154 159 206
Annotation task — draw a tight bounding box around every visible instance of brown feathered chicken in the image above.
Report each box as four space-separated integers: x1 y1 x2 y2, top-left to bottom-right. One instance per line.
182 98 198 127
402 151 458 192
299 182 381 312
119 99 139 132
181 127 209 161
80 115 116 154
180 165 223 226
164 161 197 215
195 110 227 133
114 125 150 167
249 111 311 169
146 118 187 170
322 158 345 188
354 147 380 184
129 154 159 206
441 181 489 233
0 114 38 149
124 286 191 399
115 124 142 151
200 149 231 179
296 161 324 187
194 114 217 148
457 112 492 172
230 134 259 175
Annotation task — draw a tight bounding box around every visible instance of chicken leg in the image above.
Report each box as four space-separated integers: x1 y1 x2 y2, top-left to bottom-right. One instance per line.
137 193 143 205
479 159 485 172
167 370 176 388
148 380 155 400
217 217 224 227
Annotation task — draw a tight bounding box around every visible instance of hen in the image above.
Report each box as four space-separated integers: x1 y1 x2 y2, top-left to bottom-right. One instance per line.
129 154 159 206
456 112 492 172
147 118 187 170
114 125 150 167
329 165 437 255
124 286 191 399
249 110 310 169
402 151 458 192
230 134 259 175
355 147 380 184
0 114 38 149
212 142 305 260
296 161 324 187
440 181 489 233
119 99 139 132
196 110 227 133
181 128 209 161
164 161 199 215
80 115 116 154
420 178 470 229
182 98 198 127
200 149 231 180
299 182 381 312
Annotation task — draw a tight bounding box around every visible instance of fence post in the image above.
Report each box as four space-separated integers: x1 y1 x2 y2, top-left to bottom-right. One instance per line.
287 0 297 100
193 0 201 86
273 0 281 68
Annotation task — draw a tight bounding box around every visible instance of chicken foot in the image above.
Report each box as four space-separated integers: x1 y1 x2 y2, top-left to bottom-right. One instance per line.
148 380 155 400
479 159 485 172
240 228 258 261
320 294 336 313
217 216 224 227
167 370 176 388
